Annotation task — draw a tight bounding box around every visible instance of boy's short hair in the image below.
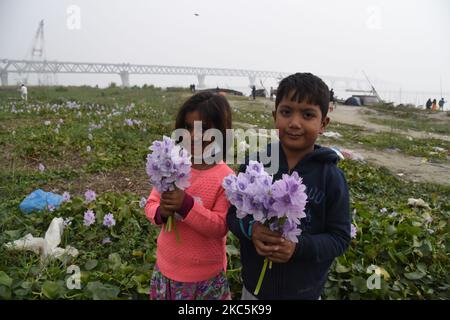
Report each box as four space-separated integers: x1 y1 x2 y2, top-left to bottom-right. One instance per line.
275 73 330 118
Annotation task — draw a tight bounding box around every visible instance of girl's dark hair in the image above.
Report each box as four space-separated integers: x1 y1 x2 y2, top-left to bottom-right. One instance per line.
175 92 232 157
275 73 330 118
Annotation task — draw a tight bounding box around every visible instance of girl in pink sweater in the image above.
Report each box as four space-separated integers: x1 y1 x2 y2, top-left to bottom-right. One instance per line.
145 92 234 300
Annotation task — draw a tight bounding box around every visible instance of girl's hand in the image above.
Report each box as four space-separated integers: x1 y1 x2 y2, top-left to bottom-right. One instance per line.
159 204 175 218
160 187 185 212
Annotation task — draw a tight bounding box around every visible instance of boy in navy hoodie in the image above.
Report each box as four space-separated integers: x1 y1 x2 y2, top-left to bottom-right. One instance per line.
227 72 351 300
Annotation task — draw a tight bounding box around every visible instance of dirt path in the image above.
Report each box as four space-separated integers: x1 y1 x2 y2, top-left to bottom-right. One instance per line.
334 146 450 186
329 105 450 142
328 105 450 185
230 98 450 186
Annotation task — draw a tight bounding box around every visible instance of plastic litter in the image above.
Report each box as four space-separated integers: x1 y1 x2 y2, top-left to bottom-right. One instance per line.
323 131 342 139
19 189 63 214
331 146 364 161
4 217 79 261
407 198 432 211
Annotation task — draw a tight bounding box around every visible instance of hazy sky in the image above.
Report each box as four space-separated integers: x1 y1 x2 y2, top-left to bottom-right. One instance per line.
0 0 449 98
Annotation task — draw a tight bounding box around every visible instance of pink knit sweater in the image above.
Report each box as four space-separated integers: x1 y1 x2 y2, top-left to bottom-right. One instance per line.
145 161 234 282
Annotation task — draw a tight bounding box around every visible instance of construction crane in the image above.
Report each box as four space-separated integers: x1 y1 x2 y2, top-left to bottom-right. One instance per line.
18 20 55 86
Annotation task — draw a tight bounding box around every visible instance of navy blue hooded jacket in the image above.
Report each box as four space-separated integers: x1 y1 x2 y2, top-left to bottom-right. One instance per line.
227 143 351 299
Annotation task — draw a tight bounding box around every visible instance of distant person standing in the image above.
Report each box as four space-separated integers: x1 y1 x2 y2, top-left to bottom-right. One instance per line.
329 88 336 112
438 98 445 111
432 98 438 111
251 85 256 100
20 84 28 101
269 86 274 101
425 98 432 110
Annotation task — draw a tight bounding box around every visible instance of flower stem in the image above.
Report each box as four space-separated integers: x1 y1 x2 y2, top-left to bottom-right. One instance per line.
165 216 173 232
254 257 269 296
269 260 273 269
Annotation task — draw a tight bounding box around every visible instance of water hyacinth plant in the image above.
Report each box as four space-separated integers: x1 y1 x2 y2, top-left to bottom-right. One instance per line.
146 136 191 238
84 189 96 204
222 161 308 295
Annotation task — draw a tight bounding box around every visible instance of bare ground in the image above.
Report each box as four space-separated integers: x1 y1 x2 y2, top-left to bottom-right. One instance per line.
229 97 450 186
327 105 450 185
329 105 450 142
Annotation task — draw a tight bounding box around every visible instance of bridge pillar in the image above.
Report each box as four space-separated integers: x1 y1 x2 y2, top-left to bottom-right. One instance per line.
197 74 206 88
0 71 8 86
248 75 256 87
120 71 130 88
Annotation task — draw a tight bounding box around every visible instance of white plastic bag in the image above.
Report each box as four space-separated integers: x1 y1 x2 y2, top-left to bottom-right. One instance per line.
5 217 79 261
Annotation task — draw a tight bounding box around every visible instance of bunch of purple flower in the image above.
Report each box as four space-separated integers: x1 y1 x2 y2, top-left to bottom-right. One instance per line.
146 136 191 239
223 161 307 243
146 136 191 193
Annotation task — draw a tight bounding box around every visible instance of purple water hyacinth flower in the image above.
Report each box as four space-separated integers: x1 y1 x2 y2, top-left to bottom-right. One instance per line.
351 224 357 239
63 218 73 228
223 161 308 244
270 172 307 225
38 163 45 172
83 210 96 226
103 213 116 228
47 204 56 212
62 192 71 202
146 136 191 193
280 220 302 243
102 237 112 244
84 189 96 203
139 197 147 208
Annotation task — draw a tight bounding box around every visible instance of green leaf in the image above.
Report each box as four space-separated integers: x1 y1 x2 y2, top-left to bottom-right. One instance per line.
226 244 239 256
4 230 21 239
85 259 98 271
351 276 368 293
0 271 13 287
108 253 122 270
385 225 397 236
0 285 11 299
404 271 426 280
85 231 97 241
335 262 351 273
86 281 120 300
349 292 361 300
137 285 150 295
42 281 64 299
14 288 30 296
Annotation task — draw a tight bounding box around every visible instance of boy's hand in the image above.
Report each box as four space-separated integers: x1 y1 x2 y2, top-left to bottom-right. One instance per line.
267 240 296 263
251 222 285 257
160 188 185 212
